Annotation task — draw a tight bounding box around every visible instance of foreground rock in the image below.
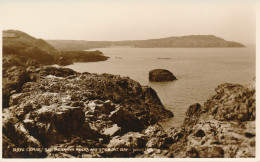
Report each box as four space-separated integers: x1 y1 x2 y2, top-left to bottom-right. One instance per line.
2 58 174 158
166 82 256 158
149 69 176 82
2 55 77 108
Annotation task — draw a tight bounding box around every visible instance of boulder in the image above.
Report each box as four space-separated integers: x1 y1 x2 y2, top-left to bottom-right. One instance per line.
149 69 176 82
2 108 46 158
144 124 173 148
2 66 32 108
109 107 146 132
106 132 147 157
102 124 121 136
31 105 85 135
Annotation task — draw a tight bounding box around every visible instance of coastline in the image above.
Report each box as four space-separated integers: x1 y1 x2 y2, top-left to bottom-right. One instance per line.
2 55 255 158
2 30 255 158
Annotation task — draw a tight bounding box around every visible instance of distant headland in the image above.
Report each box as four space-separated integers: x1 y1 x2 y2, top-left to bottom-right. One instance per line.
3 30 109 65
47 35 245 51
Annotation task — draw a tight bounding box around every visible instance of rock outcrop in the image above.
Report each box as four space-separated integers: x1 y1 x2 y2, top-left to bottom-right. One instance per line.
166 82 256 158
2 58 174 158
149 69 177 82
2 55 78 108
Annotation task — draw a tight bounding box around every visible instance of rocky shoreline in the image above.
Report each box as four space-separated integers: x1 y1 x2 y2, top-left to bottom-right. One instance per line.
2 30 255 158
167 82 255 158
2 55 255 158
2 56 174 158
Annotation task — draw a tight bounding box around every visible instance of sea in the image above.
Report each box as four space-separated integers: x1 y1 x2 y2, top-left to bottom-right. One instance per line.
65 46 255 129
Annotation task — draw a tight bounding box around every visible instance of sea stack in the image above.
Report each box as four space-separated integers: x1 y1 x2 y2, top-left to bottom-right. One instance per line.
149 69 177 82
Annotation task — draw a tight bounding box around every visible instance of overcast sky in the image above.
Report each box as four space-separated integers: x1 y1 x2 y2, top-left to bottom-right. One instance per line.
0 0 256 44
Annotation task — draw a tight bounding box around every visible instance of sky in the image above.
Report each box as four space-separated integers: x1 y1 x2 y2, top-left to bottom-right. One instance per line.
0 0 256 44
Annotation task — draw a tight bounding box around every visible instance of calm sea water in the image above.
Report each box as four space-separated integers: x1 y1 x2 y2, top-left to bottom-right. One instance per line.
65 46 255 129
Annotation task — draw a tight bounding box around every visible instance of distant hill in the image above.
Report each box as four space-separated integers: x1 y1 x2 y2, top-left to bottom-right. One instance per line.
2 30 108 65
3 30 57 64
3 30 57 52
47 35 245 51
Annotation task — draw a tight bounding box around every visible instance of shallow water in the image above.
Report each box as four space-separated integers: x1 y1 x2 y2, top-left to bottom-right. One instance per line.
65 46 255 129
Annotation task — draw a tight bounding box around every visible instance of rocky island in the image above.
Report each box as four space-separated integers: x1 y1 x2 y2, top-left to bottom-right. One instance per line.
149 69 177 82
2 30 255 158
